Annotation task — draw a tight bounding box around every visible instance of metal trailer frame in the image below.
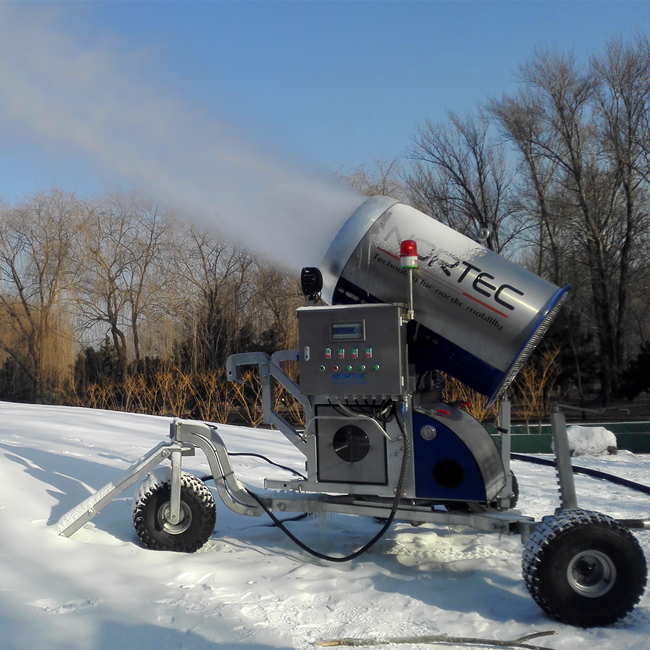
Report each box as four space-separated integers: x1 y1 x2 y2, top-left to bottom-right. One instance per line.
51 348 650 628
53 350 581 543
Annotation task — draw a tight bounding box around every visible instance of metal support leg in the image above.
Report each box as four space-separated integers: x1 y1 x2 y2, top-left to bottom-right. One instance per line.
226 351 310 451
550 405 579 510
497 397 513 509
169 443 183 525
52 441 173 538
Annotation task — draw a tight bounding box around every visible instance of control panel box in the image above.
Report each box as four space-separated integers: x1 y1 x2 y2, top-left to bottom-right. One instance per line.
298 304 407 397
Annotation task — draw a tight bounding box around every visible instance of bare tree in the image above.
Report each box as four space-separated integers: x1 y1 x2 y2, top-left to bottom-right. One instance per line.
166 224 255 372
406 110 521 253
490 78 593 401
489 90 566 282
592 35 650 365
76 192 168 375
339 158 409 201
248 264 302 352
118 196 168 367
491 44 650 395
0 190 80 401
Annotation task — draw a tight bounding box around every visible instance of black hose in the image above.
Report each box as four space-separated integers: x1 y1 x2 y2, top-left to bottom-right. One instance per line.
205 425 306 480
245 488 398 562
227 452 306 480
510 452 650 496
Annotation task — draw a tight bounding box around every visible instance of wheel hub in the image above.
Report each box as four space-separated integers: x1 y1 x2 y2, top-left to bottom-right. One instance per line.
567 549 616 597
158 500 192 534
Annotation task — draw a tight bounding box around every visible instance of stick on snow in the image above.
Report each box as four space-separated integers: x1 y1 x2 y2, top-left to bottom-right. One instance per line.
316 629 558 649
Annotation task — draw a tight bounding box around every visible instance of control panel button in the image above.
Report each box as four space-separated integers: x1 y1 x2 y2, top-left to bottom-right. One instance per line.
365 347 373 358
325 348 332 360
352 348 359 359
338 349 345 359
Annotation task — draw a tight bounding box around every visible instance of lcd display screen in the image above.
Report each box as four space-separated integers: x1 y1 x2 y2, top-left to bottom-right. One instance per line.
331 321 365 341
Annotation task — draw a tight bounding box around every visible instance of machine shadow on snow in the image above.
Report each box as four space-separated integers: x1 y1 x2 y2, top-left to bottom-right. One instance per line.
0 443 138 530
372 564 533 622
87 623 290 650
0 590 288 650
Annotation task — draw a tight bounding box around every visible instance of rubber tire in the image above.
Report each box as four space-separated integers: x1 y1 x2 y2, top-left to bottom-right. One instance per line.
523 509 647 627
133 472 216 553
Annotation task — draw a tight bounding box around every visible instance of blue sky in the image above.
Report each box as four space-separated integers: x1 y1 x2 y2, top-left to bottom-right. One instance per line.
1 1 649 202
0 1 649 267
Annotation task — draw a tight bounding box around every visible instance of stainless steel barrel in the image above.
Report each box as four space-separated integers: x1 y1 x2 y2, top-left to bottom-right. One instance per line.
321 196 570 404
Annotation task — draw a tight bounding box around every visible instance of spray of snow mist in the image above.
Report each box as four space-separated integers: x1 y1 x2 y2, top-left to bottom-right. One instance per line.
0 6 363 270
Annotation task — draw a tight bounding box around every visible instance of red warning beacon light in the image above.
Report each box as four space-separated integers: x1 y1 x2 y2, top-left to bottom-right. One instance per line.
400 240 418 269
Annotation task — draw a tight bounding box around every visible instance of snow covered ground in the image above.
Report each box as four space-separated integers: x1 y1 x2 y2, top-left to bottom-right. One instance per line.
1 401 650 650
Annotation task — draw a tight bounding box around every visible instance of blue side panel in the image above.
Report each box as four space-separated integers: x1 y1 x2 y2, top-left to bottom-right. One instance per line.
412 411 487 501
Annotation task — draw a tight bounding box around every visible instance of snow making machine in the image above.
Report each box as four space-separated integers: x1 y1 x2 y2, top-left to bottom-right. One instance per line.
54 196 648 627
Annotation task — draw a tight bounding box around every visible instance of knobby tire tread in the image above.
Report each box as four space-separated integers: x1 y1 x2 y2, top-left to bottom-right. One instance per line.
133 472 216 553
522 509 646 627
